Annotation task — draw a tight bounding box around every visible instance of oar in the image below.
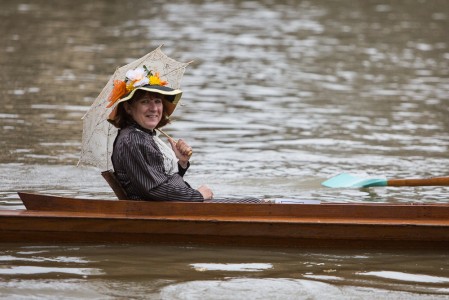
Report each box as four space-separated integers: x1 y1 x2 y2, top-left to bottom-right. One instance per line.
321 173 449 188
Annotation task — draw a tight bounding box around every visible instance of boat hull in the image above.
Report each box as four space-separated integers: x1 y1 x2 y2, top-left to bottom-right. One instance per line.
0 192 448 249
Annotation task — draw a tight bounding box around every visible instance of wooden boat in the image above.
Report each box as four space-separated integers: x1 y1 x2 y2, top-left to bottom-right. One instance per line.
0 192 448 249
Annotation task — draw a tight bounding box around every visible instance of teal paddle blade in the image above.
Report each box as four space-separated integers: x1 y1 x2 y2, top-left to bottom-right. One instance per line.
321 173 388 188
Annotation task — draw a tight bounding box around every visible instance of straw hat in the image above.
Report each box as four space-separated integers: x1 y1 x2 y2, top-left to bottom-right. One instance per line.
107 66 182 122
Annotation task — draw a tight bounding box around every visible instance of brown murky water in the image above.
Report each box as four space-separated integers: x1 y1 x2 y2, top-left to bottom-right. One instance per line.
0 0 448 298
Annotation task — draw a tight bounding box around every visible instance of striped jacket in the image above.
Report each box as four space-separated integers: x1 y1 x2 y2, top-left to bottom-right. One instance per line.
111 123 204 202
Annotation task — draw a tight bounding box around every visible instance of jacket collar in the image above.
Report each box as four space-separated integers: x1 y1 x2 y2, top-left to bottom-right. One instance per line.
129 121 156 136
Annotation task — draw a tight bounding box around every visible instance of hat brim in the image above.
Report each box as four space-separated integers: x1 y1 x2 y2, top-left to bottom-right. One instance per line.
108 85 182 122
117 85 182 106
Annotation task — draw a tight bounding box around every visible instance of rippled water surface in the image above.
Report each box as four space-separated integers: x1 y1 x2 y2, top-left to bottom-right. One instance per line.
0 0 448 298
0 244 448 299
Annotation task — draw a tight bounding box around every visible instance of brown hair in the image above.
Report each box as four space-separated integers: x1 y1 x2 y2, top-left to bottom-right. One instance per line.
109 90 171 129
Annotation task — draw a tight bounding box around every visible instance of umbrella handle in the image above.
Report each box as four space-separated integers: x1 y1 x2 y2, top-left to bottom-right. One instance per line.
157 129 193 157
157 128 173 140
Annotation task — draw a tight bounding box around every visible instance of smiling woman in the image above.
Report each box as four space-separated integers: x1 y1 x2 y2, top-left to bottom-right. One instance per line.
108 67 214 202
124 93 165 131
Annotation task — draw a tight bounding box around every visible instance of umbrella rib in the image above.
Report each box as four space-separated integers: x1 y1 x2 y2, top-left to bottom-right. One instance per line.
161 61 193 78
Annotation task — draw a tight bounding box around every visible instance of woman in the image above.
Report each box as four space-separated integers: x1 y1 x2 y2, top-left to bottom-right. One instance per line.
106 66 213 201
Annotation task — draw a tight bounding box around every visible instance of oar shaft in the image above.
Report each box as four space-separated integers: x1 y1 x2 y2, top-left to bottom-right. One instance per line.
387 176 449 187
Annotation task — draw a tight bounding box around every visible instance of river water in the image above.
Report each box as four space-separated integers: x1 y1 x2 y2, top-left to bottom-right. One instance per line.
0 0 448 298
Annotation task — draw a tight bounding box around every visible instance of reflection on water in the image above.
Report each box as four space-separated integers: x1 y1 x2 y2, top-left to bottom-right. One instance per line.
0 0 448 298
0 244 448 299
191 263 273 272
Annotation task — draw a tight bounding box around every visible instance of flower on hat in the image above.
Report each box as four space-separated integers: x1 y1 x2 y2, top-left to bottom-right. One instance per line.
107 65 168 108
106 80 127 108
149 72 167 86
126 68 149 88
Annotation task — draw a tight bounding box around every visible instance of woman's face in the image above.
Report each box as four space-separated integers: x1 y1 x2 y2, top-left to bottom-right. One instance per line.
125 92 164 130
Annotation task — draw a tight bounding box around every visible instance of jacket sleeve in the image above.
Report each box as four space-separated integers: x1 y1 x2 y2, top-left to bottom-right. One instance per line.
178 162 190 177
120 132 204 202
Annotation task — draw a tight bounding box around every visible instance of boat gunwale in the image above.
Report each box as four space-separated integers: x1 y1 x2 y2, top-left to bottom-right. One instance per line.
17 192 449 220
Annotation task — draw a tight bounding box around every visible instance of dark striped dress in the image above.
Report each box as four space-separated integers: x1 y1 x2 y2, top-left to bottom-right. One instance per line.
111 123 204 202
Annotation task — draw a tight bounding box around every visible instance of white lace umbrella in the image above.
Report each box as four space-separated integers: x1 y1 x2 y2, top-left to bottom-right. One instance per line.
78 46 191 170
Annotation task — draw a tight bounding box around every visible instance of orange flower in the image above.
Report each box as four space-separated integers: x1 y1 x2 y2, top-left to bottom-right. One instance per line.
107 80 127 108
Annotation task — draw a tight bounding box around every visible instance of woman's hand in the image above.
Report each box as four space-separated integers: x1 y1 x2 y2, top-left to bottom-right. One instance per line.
168 138 193 168
197 185 214 200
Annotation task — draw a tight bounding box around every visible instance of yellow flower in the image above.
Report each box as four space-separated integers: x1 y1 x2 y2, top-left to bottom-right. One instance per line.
149 72 167 86
126 82 134 93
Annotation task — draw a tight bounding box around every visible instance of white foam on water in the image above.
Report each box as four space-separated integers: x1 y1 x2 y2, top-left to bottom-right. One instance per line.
0 266 104 276
358 271 449 284
160 278 448 300
191 263 273 272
